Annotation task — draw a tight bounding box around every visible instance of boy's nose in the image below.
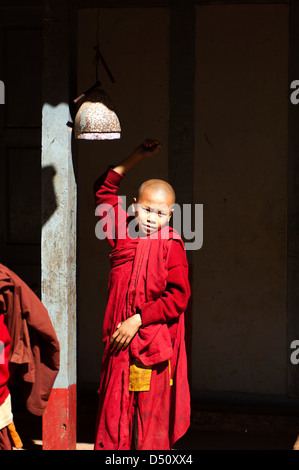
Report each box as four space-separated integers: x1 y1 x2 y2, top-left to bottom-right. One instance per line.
147 213 157 225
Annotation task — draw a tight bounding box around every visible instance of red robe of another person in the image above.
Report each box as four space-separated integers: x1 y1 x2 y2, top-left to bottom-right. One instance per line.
94 168 191 450
0 264 60 450
0 312 12 450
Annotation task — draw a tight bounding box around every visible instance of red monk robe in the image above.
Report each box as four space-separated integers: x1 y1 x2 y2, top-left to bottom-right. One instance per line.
94 167 191 450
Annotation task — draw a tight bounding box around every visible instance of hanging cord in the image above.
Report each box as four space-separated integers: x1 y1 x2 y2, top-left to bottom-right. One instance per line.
94 45 115 85
94 7 115 84
74 8 115 104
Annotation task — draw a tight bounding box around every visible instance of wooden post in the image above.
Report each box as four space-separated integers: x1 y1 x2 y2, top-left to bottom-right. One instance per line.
41 0 77 450
168 2 195 389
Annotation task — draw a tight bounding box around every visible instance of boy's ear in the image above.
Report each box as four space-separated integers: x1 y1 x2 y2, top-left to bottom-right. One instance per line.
132 197 137 213
168 208 174 221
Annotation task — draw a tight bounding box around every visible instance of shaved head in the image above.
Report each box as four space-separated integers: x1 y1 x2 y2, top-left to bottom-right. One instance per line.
132 179 175 236
137 179 175 207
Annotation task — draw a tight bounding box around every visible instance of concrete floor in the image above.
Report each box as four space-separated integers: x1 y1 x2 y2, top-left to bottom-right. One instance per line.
10 390 299 451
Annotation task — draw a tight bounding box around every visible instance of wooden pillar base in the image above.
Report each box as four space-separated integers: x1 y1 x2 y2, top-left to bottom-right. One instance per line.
42 385 77 450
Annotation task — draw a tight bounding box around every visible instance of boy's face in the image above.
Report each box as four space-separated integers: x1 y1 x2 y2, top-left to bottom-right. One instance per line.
132 187 173 236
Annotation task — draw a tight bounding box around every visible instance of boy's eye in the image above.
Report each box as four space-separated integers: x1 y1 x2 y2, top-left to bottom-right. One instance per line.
141 207 167 216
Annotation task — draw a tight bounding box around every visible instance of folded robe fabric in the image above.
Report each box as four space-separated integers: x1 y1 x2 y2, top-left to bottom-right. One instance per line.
0 264 60 416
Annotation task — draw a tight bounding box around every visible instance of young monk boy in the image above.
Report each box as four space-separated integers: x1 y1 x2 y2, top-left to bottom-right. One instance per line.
94 139 191 450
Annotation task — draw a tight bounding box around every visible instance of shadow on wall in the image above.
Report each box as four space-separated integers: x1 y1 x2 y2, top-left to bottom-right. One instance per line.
41 165 58 227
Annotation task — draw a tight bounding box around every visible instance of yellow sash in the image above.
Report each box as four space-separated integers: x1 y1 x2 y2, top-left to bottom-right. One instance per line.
129 359 173 391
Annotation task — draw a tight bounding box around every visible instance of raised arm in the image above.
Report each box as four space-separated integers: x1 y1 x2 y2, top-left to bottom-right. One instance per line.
94 167 126 246
94 139 162 247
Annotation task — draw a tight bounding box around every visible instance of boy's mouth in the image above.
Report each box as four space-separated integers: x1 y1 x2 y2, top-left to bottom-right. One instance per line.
142 223 157 234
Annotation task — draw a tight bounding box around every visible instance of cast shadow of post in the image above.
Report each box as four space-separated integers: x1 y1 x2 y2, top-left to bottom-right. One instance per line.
41 165 58 227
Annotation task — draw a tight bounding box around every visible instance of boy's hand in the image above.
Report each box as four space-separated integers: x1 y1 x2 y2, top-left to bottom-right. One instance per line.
112 139 162 176
134 139 162 159
110 314 142 350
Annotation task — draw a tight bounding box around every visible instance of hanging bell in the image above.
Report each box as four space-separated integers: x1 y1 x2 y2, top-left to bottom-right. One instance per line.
74 84 121 140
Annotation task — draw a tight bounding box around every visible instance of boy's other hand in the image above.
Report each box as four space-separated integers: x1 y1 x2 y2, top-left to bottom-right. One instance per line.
109 314 142 350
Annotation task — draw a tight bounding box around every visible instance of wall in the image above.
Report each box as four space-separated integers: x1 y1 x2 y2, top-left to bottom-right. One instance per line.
193 4 289 397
